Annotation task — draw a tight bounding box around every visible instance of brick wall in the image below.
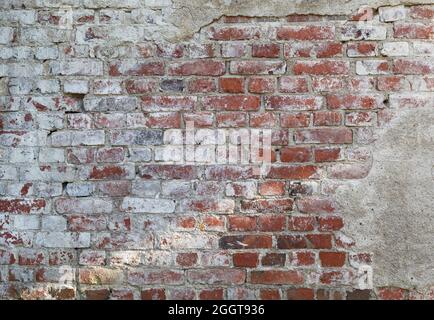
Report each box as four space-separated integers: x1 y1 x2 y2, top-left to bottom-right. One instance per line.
0 2 433 300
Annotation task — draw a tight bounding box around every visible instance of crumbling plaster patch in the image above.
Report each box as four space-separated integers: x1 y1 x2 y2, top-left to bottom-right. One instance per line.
162 0 434 41
336 107 434 290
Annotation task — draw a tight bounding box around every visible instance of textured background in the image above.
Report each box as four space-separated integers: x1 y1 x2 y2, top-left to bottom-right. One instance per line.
1 0 434 300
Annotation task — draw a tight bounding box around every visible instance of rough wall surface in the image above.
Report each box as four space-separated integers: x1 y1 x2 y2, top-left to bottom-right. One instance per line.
0 0 434 300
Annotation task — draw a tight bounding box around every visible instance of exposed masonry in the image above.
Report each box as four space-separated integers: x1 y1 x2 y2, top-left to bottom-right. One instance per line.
0 0 434 300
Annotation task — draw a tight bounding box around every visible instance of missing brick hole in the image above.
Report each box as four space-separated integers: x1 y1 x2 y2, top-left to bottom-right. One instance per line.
47 128 59 137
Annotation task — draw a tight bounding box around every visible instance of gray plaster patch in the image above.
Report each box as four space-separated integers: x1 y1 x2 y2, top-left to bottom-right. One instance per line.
160 0 434 41
335 107 434 290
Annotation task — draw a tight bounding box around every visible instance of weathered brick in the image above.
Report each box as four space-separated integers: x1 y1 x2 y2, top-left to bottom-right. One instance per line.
295 128 353 144
276 25 335 40
230 61 286 75
169 60 225 76
120 197 176 213
109 60 164 76
293 61 349 75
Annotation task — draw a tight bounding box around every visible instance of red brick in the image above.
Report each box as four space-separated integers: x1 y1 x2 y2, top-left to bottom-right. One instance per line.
216 112 247 127
394 23 433 39
261 253 285 266
319 271 347 285
288 251 316 266
287 288 314 300
109 61 164 76
281 147 311 163
209 26 260 40
318 216 344 231
228 216 256 231
176 216 196 229
230 61 286 75
68 215 106 231
280 113 311 128
248 77 276 93
293 61 349 75
297 197 336 213
258 215 285 231
168 289 195 300
184 112 214 127
393 59 434 74
241 199 293 213
169 60 225 76
284 42 343 58
277 235 307 249
345 111 374 126
266 95 323 111
279 77 309 93
233 252 259 268
347 42 377 57
202 95 260 111
377 287 408 300
141 289 166 300
199 289 224 300
319 251 346 267
85 289 110 300
202 215 225 230
98 181 130 197
0 199 46 214
410 5 434 19
350 6 374 21
276 25 335 40
219 235 272 249
326 94 384 110
111 289 134 300
156 43 184 58
88 165 130 180
18 251 45 266
288 216 315 231
205 165 257 180
250 112 277 127
258 181 285 196
251 270 304 285
260 289 281 300
219 77 244 93
252 43 281 58
176 253 198 267
313 111 342 126
314 148 341 162
267 165 318 179
306 234 333 249
187 78 216 93
377 76 404 91
96 147 124 163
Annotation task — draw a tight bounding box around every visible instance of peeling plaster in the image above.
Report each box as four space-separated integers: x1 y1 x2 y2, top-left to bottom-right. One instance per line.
336 107 434 290
157 0 434 41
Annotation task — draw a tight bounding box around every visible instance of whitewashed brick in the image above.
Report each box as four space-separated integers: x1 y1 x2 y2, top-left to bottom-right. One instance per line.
42 216 67 231
64 80 89 94
381 42 409 56
120 197 176 213
0 27 14 44
379 5 406 22
39 148 65 163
